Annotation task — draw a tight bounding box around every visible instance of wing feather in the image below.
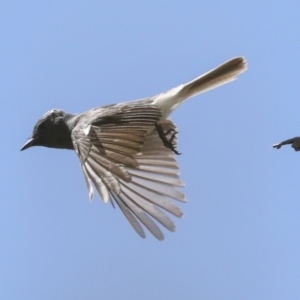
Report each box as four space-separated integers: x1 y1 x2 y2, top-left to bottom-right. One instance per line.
71 104 185 239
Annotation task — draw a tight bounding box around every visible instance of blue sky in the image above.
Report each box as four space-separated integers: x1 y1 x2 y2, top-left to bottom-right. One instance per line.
1 1 300 299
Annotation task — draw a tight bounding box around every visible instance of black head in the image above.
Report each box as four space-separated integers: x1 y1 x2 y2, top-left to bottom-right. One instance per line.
21 109 75 151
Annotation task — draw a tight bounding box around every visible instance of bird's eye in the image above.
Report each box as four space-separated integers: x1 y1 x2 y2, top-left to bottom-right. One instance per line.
37 123 45 131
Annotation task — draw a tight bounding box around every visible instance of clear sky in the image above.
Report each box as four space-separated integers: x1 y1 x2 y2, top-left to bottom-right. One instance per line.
1 1 300 299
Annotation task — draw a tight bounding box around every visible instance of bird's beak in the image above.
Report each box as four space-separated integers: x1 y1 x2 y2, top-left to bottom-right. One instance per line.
20 138 35 151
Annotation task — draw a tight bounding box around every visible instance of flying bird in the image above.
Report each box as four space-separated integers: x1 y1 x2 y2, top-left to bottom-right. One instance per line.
273 137 300 151
21 57 247 240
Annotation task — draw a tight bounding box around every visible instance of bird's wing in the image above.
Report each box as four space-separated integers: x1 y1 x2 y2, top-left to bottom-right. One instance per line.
71 104 185 240
273 136 300 151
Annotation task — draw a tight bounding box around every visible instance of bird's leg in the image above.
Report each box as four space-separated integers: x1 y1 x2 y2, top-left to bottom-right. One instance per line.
155 123 181 155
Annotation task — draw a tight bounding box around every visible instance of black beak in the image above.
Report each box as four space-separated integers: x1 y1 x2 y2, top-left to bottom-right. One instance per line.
20 138 35 151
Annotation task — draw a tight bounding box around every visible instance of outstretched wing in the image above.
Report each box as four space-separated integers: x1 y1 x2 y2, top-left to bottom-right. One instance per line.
71 103 185 240
273 137 300 151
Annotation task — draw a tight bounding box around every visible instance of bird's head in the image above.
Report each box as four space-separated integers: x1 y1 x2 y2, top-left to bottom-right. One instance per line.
21 109 75 151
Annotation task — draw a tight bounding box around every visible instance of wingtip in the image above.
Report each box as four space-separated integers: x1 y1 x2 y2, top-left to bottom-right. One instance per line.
88 187 94 201
272 143 281 149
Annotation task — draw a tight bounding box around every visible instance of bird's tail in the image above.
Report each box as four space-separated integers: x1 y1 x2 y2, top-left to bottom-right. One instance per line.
155 57 247 118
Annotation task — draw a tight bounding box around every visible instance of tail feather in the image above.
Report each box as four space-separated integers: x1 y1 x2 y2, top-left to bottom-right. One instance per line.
154 57 247 118
180 57 247 99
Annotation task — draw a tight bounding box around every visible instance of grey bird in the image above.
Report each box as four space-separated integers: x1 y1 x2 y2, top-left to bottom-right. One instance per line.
273 137 300 151
21 57 247 240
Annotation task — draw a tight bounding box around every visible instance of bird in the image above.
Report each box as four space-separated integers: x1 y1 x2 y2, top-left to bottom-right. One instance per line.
21 57 247 240
273 137 300 151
